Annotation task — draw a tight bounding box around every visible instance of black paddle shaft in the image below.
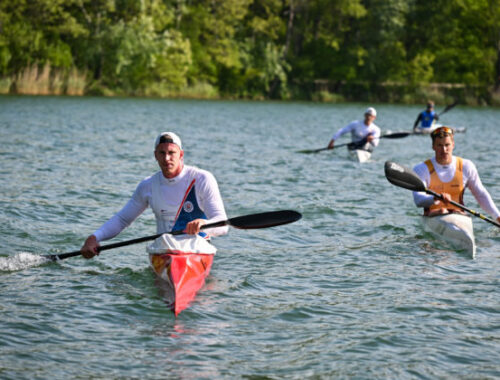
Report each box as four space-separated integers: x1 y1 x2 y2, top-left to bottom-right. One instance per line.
425 189 500 228
46 210 302 261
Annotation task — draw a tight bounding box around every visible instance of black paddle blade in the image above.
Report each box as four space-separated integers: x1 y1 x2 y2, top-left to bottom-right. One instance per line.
297 148 327 154
384 161 426 192
228 210 302 229
439 100 458 116
381 132 411 139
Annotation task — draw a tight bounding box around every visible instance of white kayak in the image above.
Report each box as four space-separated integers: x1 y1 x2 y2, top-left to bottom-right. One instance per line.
414 123 466 135
421 213 476 258
347 140 373 163
348 149 371 163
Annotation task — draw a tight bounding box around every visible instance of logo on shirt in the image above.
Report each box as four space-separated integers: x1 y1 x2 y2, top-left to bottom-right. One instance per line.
183 201 194 213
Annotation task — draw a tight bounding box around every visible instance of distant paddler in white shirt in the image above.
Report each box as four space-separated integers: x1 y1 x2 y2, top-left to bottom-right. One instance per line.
412 126 500 222
327 107 381 152
80 132 228 259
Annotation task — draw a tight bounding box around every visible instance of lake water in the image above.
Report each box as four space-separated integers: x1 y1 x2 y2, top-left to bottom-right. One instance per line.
0 95 499 379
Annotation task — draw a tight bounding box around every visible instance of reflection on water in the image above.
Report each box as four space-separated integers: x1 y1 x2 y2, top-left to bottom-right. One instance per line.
154 275 176 312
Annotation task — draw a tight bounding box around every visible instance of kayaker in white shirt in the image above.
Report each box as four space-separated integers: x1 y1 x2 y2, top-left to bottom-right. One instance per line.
81 132 228 259
412 126 500 221
327 107 381 151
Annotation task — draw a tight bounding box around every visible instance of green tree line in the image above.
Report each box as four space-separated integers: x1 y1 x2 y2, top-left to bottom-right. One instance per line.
1 0 499 103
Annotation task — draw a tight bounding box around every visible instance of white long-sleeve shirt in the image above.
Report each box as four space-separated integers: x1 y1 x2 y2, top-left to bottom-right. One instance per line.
93 165 228 242
332 120 381 147
412 156 500 218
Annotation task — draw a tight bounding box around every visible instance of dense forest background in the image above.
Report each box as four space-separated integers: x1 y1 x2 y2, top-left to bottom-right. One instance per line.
1 0 500 104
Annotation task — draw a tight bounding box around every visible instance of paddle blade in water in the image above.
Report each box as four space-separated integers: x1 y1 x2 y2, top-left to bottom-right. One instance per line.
0 252 50 271
228 210 302 229
384 161 426 192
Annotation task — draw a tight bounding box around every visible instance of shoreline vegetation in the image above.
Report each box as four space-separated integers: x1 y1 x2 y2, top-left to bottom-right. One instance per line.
0 64 500 107
1 63 497 106
2 1 500 106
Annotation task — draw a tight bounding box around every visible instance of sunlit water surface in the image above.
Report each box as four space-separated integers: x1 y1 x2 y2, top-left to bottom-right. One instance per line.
0 96 499 378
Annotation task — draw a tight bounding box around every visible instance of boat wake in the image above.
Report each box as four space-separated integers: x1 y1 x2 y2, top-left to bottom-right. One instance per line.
0 252 50 272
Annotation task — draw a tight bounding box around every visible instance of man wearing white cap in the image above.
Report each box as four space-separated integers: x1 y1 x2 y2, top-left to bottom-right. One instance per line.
327 107 381 152
80 132 228 259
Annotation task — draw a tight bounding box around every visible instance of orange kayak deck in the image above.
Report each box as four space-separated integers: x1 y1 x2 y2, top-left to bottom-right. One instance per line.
149 253 214 316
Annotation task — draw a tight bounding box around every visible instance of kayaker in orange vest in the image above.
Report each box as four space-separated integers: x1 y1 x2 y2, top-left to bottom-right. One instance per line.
412 126 500 221
80 132 228 259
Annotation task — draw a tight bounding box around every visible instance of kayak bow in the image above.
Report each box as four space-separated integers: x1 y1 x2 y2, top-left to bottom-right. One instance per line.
150 251 214 316
421 213 476 258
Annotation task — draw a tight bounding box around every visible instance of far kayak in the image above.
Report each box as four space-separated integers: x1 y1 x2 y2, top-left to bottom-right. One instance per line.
421 213 476 258
346 138 374 163
414 124 466 135
348 148 371 163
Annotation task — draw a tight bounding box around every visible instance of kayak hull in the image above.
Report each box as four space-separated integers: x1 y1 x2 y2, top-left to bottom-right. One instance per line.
348 149 372 163
414 124 466 135
421 213 476 258
149 252 214 316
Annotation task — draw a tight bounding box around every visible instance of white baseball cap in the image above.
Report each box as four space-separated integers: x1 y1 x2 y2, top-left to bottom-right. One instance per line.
154 132 182 150
365 107 377 117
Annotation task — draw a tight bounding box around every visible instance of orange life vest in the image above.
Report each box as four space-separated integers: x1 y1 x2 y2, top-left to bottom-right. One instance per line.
424 157 465 215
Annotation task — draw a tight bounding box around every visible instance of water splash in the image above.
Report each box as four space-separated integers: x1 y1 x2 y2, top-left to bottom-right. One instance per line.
0 252 50 272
